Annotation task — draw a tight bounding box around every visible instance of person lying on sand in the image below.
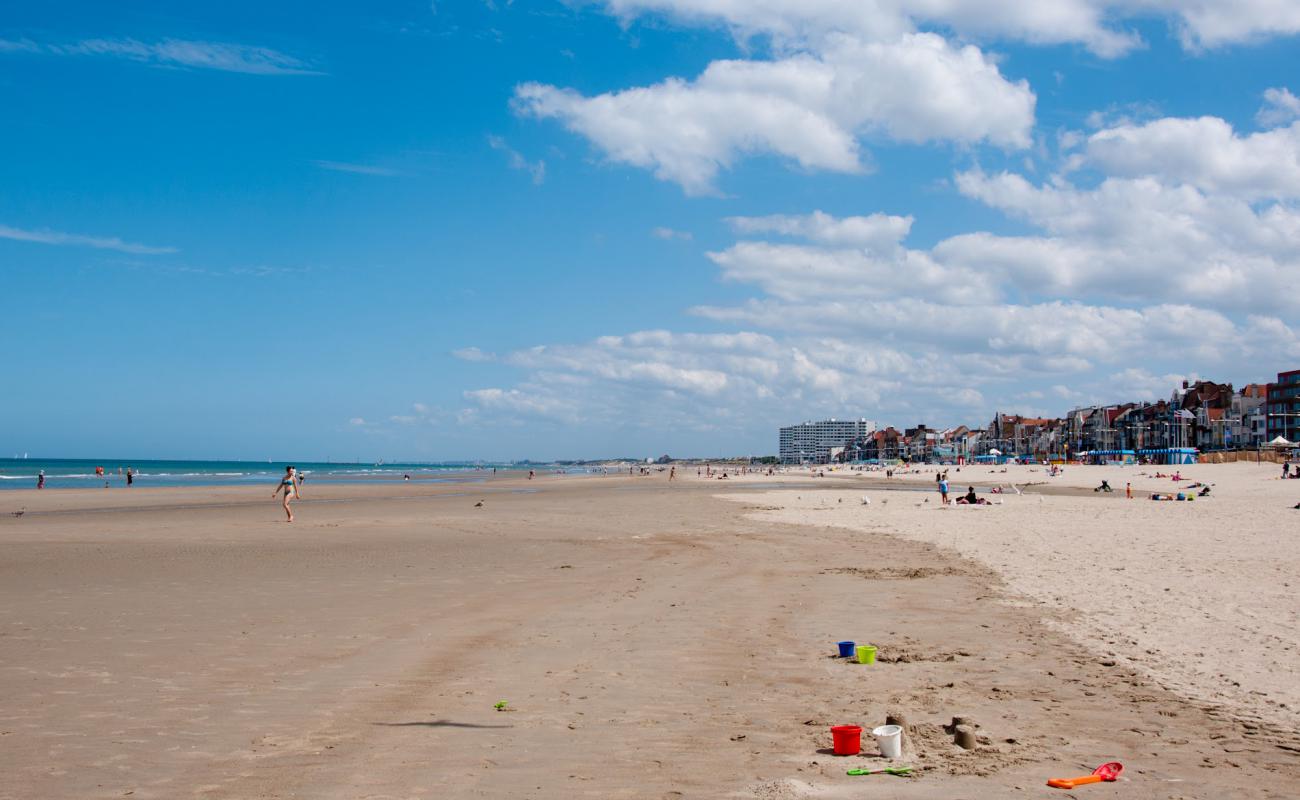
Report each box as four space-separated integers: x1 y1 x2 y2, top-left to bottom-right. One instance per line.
955 487 989 505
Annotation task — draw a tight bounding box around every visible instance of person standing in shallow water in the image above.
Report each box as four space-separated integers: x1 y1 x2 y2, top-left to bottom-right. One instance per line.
272 466 301 522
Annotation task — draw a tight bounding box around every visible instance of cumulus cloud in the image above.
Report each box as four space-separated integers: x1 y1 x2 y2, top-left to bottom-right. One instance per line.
514 33 1033 194
708 240 996 305
0 36 319 75
456 185 1300 434
462 388 578 421
1257 87 1300 127
950 169 1300 311
0 223 177 255
599 1 1300 55
726 210 912 248
1082 115 1300 200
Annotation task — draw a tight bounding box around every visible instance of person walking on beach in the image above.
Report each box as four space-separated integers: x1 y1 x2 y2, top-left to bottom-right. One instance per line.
272 466 301 522
126 467 134 487
36 470 44 490
938 476 950 504
1126 482 1132 499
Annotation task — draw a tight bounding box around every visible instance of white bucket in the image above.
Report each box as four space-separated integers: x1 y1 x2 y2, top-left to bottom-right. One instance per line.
872 724 903 759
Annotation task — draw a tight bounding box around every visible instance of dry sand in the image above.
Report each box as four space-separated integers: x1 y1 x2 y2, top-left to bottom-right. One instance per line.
722 461 1300 729
1 470 1297 799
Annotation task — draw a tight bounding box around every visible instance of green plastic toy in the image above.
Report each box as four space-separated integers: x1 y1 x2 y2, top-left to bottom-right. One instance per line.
847 766 913 776
494 700 509 711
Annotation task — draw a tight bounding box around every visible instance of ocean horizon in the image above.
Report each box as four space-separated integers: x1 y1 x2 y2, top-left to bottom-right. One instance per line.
0 457 592 490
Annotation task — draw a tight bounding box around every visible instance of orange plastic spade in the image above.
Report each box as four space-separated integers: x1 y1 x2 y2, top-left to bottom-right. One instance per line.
1047 761 1123 789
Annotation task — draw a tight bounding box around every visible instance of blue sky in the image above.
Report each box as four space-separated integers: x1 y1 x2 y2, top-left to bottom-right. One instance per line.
4 2 1300 461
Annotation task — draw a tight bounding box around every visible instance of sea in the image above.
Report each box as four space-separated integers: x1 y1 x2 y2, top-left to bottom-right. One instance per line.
0 458 584 491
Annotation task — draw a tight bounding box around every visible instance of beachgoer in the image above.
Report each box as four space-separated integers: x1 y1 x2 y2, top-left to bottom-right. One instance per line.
939 477 949 504
528 470 535 480
960 486 978 504
669 466 676 481
272 466 300 522
404 474 410 481
126 467 133 487
1096 480 1113 493
1126 482 1132 499
1284 463 1291 480
36 470 44 490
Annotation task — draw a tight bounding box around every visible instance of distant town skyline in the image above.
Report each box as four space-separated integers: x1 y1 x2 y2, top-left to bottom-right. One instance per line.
4 2 1300 461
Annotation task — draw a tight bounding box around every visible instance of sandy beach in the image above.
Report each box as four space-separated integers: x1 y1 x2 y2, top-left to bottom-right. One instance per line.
2 468 1298 799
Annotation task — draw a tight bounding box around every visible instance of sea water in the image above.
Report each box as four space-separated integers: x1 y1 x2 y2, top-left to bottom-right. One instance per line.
0 458 565 490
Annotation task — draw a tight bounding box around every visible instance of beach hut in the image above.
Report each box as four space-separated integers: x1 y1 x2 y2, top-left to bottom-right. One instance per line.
1137 447 1199 465
1084 449 1137 465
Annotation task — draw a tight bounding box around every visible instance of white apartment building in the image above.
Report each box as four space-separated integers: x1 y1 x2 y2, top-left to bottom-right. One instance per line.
779 418 876 463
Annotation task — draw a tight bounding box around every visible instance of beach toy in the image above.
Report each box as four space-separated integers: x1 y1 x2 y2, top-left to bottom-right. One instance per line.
856 645 877 664
830 725 863 755
847 765 913 776
837 641 856 658
1047 761 1123 789
494 700 509 711
872 724 903 758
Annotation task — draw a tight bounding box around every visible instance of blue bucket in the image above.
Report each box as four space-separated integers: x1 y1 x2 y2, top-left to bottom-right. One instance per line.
837 641 856 658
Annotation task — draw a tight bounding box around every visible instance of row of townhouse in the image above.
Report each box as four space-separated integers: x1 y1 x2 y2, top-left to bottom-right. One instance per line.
779 369 1296 465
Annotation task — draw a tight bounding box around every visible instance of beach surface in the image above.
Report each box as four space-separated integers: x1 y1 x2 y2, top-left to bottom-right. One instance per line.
1 468 1297 798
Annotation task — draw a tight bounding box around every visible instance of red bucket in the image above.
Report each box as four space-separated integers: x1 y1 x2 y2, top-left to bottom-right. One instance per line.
830 725 862 755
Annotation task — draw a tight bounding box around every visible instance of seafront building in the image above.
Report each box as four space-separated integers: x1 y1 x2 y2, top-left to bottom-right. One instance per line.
1267 369 1300 442
779 370 1297 465
778 419 875 463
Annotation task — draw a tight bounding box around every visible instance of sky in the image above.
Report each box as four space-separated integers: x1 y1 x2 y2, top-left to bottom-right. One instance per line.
3 1 1300 461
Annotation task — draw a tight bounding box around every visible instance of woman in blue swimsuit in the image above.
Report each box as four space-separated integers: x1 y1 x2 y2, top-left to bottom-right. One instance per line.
272 465 301 522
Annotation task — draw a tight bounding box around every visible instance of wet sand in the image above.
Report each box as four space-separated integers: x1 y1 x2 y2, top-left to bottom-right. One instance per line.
1 472 1297 798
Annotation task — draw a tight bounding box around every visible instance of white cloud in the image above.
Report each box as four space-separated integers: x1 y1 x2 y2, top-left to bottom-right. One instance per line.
0 37 319 75
487 134 546 184
1107 368 1192 402
456 192 1300 436
0 223 177 255
599 1 1300 55
1082 115 1300 200
314 160 400 176
452 346 497 362
1162 1 1300 50
726 210 912 248
1257 87 1300 127
950 169 1300 310
463 388 577 421
348 417 369 426
514 32 1034 194
707 240 996 304
652 226 693 241
600 0 1135 55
